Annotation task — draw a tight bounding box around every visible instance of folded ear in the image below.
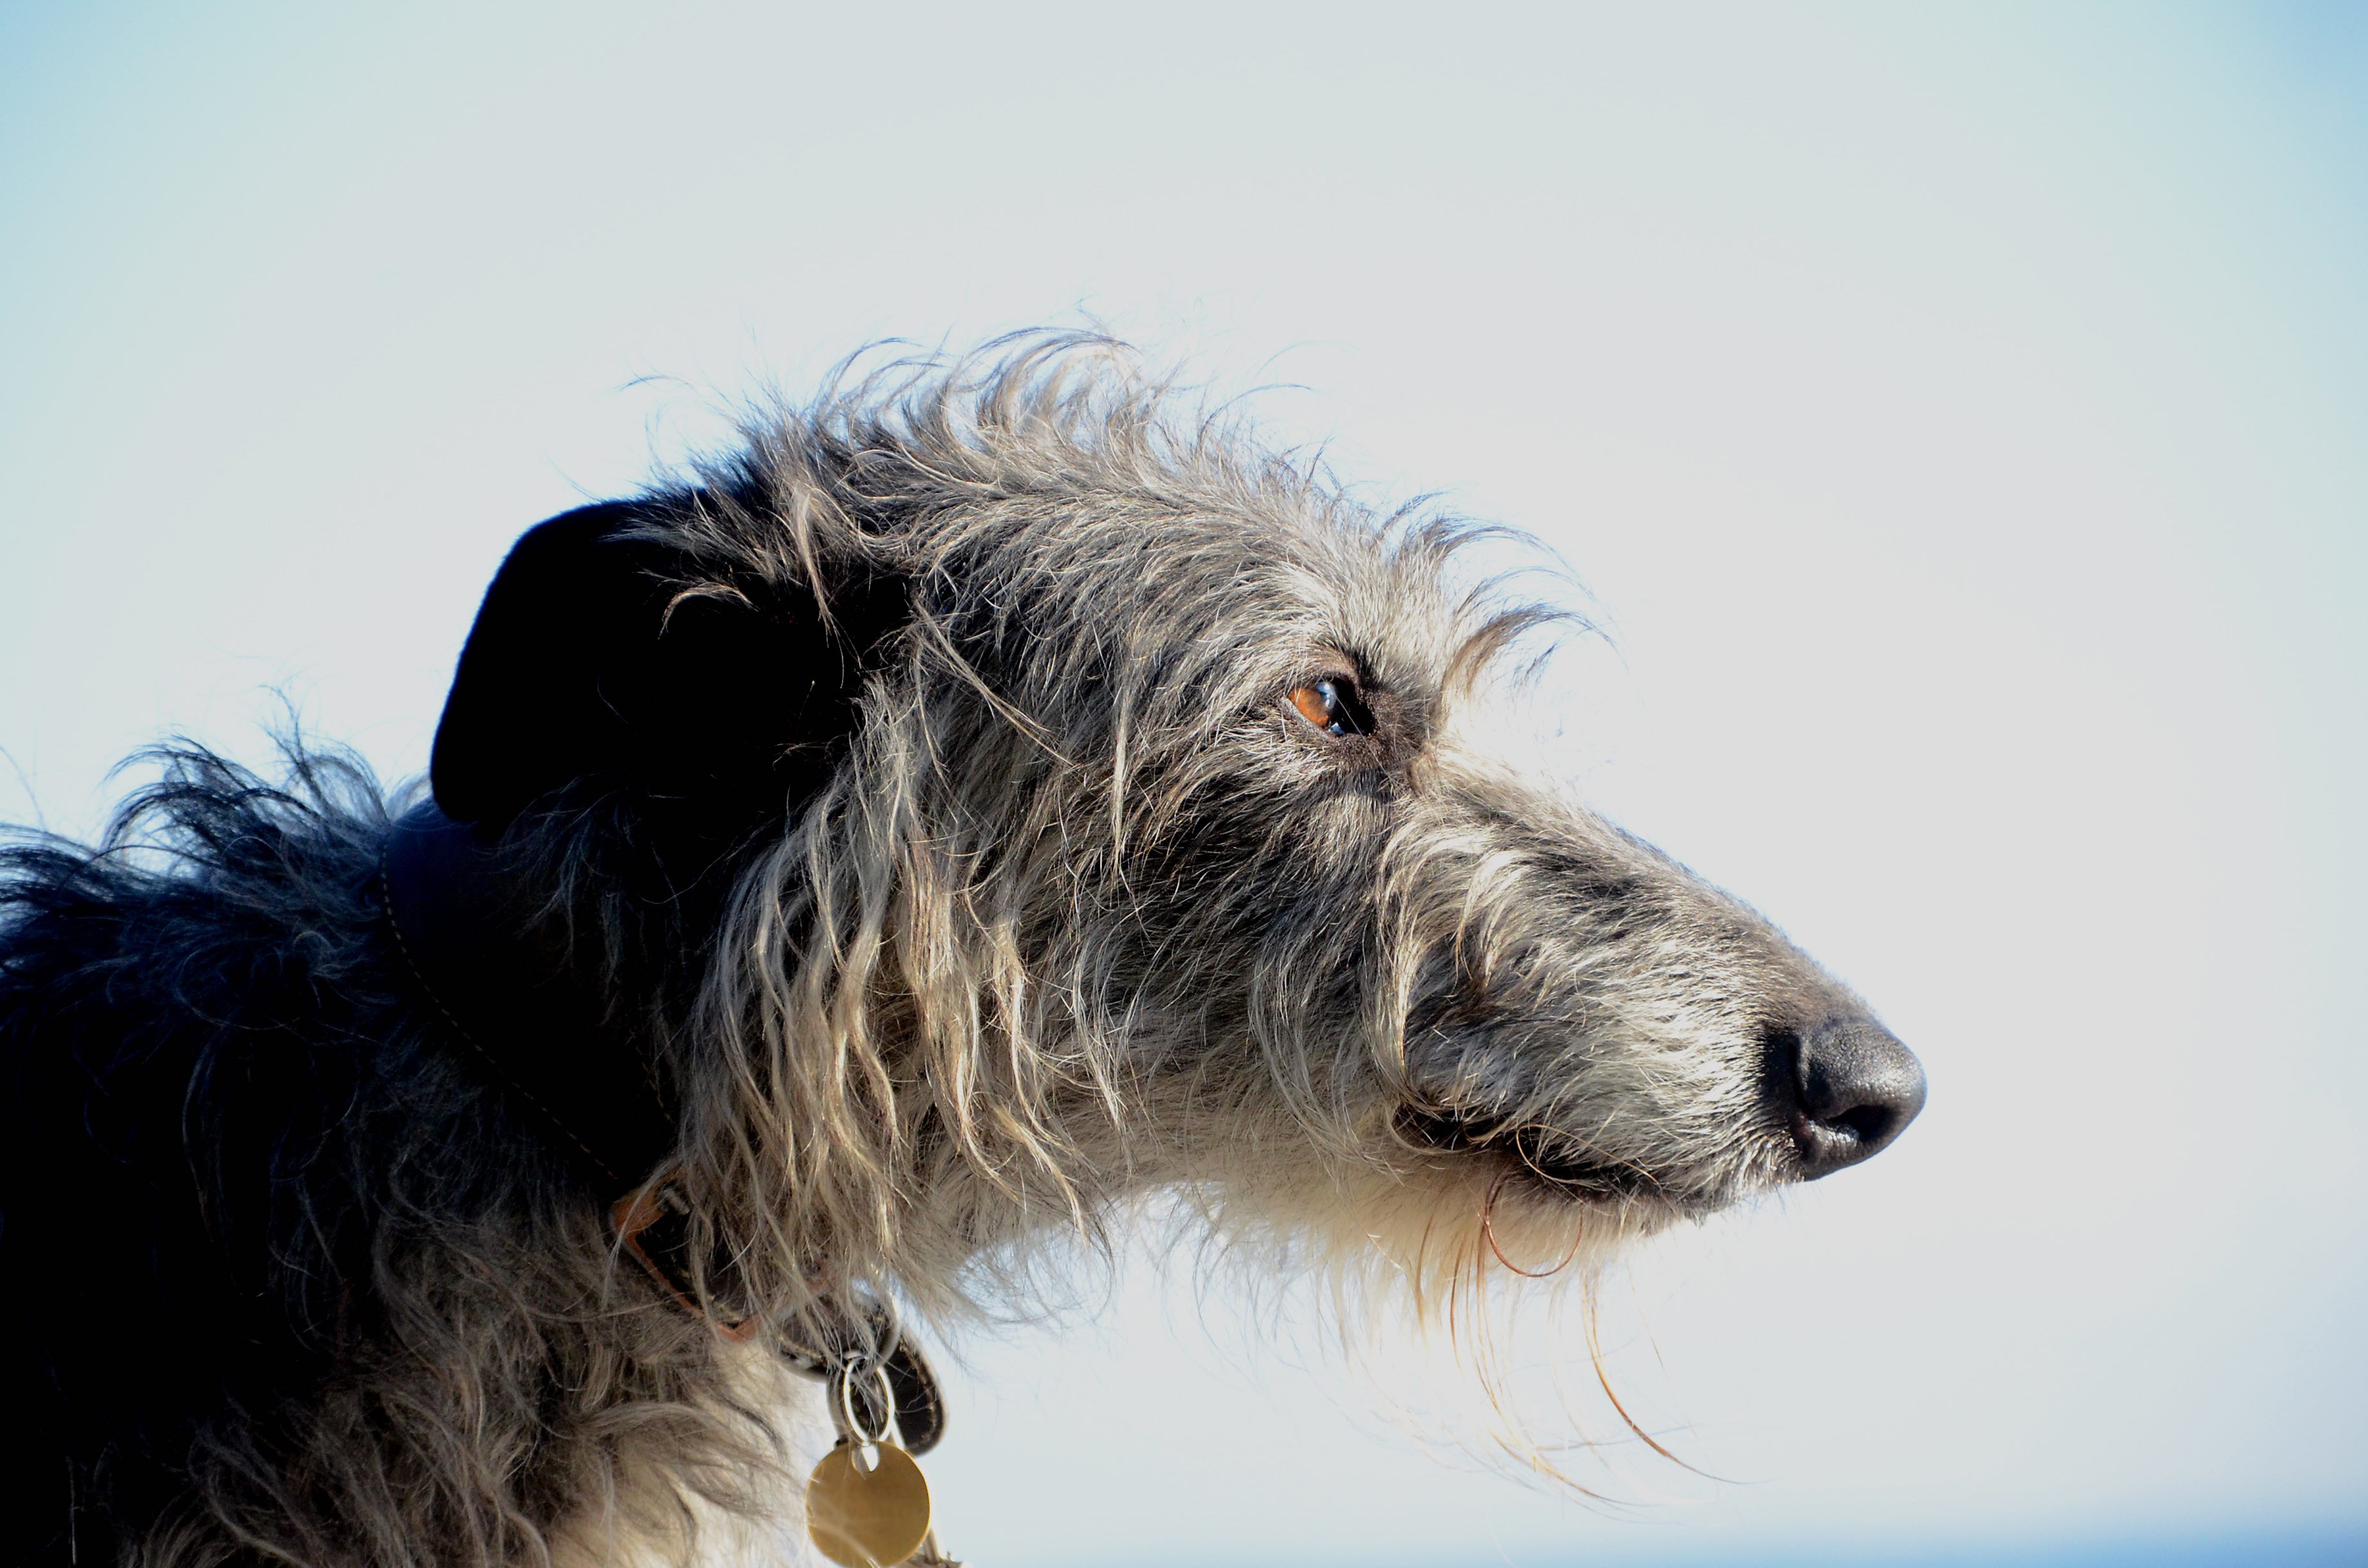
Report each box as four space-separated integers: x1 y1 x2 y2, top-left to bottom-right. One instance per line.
430 500 902 839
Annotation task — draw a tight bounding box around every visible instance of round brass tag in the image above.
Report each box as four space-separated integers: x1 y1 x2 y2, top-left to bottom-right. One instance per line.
805 1442 933 1568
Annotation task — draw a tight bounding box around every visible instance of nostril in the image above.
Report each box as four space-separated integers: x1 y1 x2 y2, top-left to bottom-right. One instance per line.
1777 1015 1927 1180
1824 1101 1898 1148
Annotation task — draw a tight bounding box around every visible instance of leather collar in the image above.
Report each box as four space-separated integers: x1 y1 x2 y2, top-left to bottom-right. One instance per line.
380 802 676 1190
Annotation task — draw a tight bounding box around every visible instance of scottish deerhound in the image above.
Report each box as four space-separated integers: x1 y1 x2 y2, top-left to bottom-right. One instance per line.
0 338 1923 1567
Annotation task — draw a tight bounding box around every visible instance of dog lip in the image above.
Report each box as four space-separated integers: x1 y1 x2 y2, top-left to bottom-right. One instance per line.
1394 1104 1660 1198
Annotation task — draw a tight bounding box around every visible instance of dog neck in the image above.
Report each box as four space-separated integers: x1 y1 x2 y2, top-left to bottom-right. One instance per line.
380 801 678 1191
381 804 955 1467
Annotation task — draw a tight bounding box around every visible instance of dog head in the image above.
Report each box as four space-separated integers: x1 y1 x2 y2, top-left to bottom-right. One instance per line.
425 340 1923 1318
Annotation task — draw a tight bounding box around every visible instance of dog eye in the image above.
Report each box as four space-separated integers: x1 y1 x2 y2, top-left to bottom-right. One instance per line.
1287 677 1372 739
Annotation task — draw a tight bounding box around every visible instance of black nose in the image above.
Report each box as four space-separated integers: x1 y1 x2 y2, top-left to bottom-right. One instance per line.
1779 1017 1927 1179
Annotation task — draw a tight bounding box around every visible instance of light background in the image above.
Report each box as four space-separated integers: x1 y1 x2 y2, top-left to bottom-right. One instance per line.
2 4 2362 1564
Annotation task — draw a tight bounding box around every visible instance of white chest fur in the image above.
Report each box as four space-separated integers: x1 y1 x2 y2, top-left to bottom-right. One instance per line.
551 1342 843 1568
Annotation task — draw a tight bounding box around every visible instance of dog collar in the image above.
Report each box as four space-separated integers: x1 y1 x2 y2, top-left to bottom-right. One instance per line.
379 801 676 1189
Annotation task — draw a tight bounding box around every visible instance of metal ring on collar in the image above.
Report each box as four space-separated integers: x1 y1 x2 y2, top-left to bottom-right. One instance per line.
835 1356 899 1448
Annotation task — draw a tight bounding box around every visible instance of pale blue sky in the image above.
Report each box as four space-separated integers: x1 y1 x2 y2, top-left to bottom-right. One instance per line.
3 4 2362 1564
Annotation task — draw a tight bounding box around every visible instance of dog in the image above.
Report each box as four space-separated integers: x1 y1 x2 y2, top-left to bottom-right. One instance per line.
0 337 1924 1565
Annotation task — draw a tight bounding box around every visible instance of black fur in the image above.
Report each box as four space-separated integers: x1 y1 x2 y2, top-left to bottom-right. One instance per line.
0 491 900 1563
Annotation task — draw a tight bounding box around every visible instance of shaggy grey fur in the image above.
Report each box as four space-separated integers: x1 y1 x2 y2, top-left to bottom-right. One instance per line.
0 336 1916 1565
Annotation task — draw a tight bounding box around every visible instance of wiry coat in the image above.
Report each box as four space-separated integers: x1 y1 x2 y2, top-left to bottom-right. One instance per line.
0 339 1920 1565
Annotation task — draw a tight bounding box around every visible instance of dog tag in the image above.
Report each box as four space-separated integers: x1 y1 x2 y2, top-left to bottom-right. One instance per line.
805 1441 933 1568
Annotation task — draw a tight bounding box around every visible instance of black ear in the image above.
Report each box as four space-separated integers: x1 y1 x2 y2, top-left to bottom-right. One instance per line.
430 500 901 838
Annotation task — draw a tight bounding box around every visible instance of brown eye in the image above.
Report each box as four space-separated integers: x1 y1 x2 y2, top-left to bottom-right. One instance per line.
1287 676 1370 739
